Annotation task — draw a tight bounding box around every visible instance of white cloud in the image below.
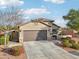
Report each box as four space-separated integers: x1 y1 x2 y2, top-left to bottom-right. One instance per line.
53 16 67 27
23 8 51 15
44 0 65 4
24 16 30 19
0 0 24 8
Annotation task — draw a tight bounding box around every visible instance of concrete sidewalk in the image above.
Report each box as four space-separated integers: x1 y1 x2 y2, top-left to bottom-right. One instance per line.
23 41 79 59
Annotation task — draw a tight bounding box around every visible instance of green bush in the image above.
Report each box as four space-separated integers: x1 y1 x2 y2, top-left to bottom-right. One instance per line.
71 43 79 50
8 46 23 56
62 38 71 47
62 37 79 50
0 35 9 45
69 40 75 44
10 48 20 56
69 40 79 50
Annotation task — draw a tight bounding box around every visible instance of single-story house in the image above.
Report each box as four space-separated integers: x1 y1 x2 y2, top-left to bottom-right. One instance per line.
60 28 79 43
19 18 60 43
60 28 78 38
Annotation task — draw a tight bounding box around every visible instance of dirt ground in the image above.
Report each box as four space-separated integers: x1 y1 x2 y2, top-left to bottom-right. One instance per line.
63 47 77 51
60 46 79 56
0 47 27 59
58 43 79 52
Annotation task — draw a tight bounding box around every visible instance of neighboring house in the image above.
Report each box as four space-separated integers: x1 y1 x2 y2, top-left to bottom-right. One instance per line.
19 18 60 43
60 28 78 38
60 28 79 43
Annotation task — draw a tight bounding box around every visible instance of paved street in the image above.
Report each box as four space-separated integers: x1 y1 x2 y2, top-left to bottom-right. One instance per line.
23 41 79 59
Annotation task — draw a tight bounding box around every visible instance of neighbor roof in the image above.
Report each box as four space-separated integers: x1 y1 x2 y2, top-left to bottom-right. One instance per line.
31 18 54 22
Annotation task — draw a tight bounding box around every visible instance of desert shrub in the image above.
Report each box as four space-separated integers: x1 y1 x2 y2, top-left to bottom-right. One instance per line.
0 35 9 45
71 43 79 50
62 37 79 50
61 37 71 41
69 40 79 50
62 38 71 47
8 46 24 56
69 40 76 48
69 40 75 44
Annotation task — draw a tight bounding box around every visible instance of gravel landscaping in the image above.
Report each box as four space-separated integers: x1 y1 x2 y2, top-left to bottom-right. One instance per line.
0 46 27 59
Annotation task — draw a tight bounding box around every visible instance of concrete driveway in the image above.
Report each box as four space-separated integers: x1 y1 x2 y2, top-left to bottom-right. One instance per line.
23 41 79 59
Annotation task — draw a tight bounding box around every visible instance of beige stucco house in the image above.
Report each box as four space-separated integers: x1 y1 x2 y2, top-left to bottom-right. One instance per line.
19 18 60 43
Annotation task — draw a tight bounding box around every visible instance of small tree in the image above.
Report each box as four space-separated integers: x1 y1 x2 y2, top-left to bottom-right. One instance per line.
63 9 79 31
0 7 24 30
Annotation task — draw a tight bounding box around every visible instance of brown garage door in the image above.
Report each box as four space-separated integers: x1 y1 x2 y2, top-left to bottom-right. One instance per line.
23 30 47 41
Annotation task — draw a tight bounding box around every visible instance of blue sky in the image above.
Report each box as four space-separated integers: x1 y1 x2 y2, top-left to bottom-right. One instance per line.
0 0 79 27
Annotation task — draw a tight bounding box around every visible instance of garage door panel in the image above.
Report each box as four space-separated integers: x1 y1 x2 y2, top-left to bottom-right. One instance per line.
23 30 47 41
36 30 47 41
